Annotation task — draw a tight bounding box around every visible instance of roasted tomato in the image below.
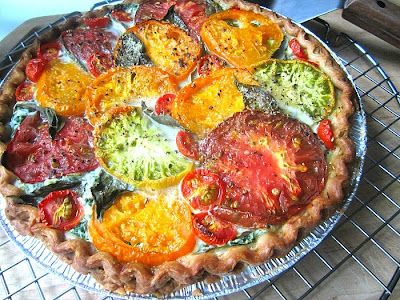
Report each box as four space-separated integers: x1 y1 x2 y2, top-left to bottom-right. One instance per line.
5 113 98 183
111 10 133 22
25 58 46 82
192 212 237 245
181 169 225 211
37 41 61 61
62 28 116 63
85 66 177 124
288 38 308 60
155 93 176 115
83 16 110 28
15 81 34 101
175 0 207 36
200 9 283 69
135 0 176 23
89 192 195 266
176 130 199 160
86 52 114 77
200 110 327 228
36 59 92 116
197 54 225 76
128 20 201 81
317 119 335 150
171 68 257 137
38 190 83 231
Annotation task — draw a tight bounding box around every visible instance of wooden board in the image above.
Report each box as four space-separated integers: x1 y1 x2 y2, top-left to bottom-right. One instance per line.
343 0 400 48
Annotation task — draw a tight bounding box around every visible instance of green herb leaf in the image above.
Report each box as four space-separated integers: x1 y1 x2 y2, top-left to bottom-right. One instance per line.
235 80 278 112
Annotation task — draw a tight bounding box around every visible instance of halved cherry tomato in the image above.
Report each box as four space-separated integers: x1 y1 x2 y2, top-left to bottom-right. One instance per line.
25 58 46 82
288 38 308 60
192 212 237 245
200 9 283 69
15 81 34 101
317 119 335 150
181 169 225 211
86 52 114 77
83 16 110 28
37 42 61 61
155 93 176 115
197 54 224 76
111 10 133 22
38 190 83 231
176 130 199 160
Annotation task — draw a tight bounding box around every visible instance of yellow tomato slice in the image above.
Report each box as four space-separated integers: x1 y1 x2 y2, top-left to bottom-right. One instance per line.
128 20 201 81
94 106 193 189
36 60 92 116
200 9 283 69
171 68 258 137
89 191 195 266
84 66 178 125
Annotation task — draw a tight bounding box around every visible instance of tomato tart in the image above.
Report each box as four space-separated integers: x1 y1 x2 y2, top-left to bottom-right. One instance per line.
0 0 355 296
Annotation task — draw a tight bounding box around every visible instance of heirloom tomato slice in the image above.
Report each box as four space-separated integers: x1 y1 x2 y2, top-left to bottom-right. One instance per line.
89 192 195 266
171 68 257 137
317 119 335 150
176 130 199 160
37 41 61 61
128 20 201 81
200 110 327 228
200 9 283 69
36 59 93 116
197 54 225 76
86 52 114 77
83 16 110 28
181 169 225 211
38 190 83 231
94 107 193 189
154 93 176 115
85 66 177 124
192 212 237 246
25 58 46 82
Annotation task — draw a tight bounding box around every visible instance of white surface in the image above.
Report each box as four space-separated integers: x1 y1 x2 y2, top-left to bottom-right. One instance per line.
0 0 98 41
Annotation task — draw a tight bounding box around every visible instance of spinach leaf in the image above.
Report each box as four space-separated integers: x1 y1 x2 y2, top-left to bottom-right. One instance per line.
164 6 189 32
206 0 223 16
235 80 278 112
14 102 65 139
89 170 134 219
114 31 152 68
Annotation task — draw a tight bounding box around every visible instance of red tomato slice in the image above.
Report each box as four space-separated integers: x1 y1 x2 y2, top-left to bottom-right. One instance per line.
192 212 237 245
38 190 83 231
176 130 199 160
111 10 133 22
86 52 114 77
135 0 176 23
15 81 34 101
5 113 99 183
175 0 207 36
197 54 224 76
155 93 176 115
317 119 335 150
288 38 308 60
181 169 225 211
25 58 46 82
37 42 61 61
83 16 110 28
201 110 327 228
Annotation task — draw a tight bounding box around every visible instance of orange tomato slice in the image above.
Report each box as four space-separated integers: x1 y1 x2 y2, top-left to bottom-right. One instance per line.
200 9 283 70
84 66 177 124
89 191 195 266
36 60 92 116
171 68 258 137
127 20 201 81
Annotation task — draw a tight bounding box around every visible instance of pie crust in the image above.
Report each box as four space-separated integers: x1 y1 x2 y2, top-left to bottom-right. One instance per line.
0 0 355 295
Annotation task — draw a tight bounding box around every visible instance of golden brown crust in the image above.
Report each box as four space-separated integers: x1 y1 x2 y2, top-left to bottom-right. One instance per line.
0 0 355 295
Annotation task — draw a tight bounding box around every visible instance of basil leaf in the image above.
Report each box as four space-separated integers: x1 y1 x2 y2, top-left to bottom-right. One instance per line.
164 6 189 32
141 102 184 129
235 80 278 112
114 31 152 68
90 170 134 219
206 0 223 16
14 102 65 139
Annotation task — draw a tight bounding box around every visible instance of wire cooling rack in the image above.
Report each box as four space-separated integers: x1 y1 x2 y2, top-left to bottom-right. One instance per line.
0 3 399 299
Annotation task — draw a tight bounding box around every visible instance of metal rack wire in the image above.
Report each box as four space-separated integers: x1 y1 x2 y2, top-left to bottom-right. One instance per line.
0 3 399 299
